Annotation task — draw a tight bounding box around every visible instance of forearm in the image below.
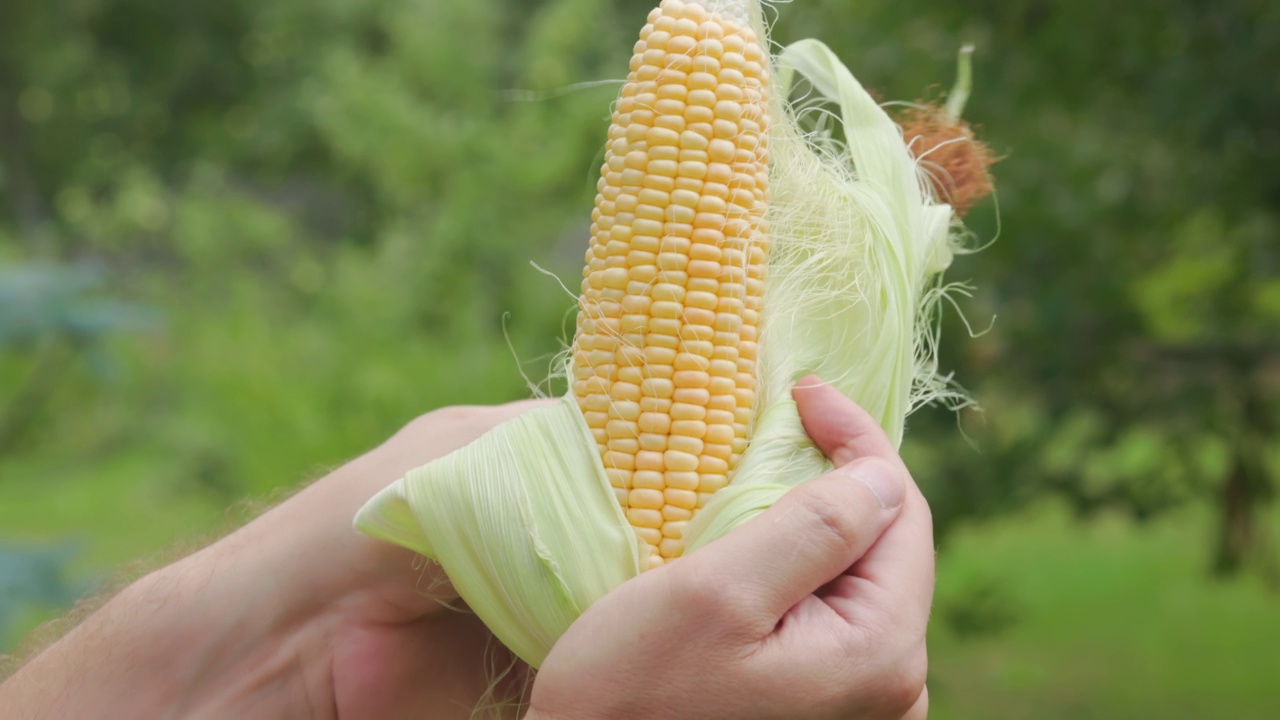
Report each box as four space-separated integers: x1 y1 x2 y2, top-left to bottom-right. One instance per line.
0 535 336 720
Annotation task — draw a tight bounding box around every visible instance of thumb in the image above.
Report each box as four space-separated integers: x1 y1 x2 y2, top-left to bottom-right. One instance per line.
681 455 907 625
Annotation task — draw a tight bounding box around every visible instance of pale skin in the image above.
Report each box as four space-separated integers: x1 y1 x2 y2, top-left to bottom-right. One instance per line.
0 377 932 719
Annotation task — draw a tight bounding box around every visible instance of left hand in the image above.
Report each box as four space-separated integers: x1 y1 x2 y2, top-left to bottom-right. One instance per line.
1 399 551 720
257 399 554 719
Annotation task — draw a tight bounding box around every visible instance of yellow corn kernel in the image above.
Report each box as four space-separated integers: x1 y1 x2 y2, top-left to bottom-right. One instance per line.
572 0 769 565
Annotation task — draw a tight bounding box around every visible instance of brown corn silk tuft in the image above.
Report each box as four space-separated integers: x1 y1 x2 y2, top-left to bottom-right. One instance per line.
571 0 770 568
899 105 995 218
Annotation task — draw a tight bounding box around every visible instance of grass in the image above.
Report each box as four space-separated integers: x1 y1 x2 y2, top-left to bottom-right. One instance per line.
930 502 1280 719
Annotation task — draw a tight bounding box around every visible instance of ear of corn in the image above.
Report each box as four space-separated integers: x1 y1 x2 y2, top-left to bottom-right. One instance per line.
353 0 981 669
573 0 770 568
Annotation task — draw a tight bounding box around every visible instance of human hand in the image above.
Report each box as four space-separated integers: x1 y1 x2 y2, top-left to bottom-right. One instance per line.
300 399 554 718
0 398 552 720
527 377 933 720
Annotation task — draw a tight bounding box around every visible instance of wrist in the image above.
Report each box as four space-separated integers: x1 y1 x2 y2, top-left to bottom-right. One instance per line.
123 538 338 717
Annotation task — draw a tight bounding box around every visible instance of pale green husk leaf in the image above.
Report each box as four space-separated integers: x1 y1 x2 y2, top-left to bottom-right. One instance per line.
356 397 641 667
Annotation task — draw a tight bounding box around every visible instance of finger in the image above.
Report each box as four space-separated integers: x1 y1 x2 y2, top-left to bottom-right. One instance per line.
849 482 936 631
792 376 901 469
683 455 907 623
792 376 935 626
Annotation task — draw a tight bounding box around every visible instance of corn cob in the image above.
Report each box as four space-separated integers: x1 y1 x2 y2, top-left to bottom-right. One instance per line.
572 0 770 566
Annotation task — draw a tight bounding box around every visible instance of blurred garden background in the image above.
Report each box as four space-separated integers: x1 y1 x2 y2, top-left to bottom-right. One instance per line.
1 0 1277 716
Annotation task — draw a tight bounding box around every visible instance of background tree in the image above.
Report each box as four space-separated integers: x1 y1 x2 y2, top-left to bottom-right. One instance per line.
2 0 1277 715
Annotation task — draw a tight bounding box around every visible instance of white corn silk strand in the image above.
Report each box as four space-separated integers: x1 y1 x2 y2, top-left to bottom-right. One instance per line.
354 0 962 668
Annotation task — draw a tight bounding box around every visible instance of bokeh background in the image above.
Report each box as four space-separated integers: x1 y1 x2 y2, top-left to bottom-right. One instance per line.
2 0 1278 716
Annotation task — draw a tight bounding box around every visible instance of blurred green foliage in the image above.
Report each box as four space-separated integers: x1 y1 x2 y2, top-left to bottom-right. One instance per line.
0 542 85 646
1 0 1277 715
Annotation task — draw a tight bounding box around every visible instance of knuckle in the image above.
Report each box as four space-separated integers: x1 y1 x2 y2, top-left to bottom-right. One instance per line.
418 404 496 431
397 412 435 439
415 404 471 426
794 481 862 549
398 405 483 445
668 567 713 607
407 398 552 437
898 647 929 706
668 562 760 631
827 625 927 718
868 644 928 717
914 486 934 528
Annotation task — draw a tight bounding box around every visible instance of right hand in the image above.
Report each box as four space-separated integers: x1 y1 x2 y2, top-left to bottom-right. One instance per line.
526 377 934 720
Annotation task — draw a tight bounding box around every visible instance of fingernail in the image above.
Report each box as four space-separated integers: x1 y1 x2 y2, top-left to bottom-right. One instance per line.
850 460 905 509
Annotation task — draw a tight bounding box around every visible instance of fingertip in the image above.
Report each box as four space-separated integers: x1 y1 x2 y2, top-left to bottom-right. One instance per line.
846 457 906 510
792 379 896 467
792 374 828 394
